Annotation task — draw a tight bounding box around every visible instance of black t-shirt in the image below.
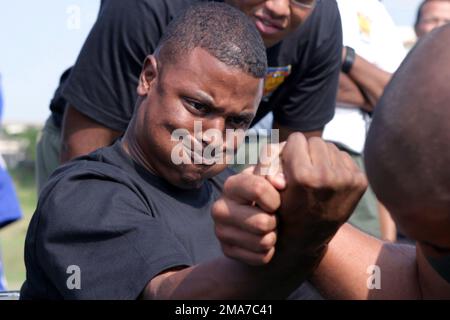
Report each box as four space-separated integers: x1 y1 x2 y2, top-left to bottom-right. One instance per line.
61 0 342 132
20 141 232 299
49 68 71 128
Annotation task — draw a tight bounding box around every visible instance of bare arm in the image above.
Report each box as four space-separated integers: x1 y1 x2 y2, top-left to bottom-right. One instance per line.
346 53 392 110
143 253 321 300
60 105 122 163
337 73 373 110
311 224 450 299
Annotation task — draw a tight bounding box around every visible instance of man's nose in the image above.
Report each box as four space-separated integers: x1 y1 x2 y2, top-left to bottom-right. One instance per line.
201 118 226 145
264 0 290 20
204 117 226 132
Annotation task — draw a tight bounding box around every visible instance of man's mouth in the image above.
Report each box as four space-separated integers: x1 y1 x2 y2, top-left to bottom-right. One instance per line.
254 16 284 36
181 136 222 166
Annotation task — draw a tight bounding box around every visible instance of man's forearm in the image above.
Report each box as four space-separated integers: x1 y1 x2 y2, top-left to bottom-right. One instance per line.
347 54 391 106
337 73 373 110
310 224 421 300
60 105 122 163
144 251 323 300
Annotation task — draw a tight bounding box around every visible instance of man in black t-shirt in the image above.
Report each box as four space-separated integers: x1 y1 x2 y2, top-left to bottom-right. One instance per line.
21 3 364 299
35 0 342 189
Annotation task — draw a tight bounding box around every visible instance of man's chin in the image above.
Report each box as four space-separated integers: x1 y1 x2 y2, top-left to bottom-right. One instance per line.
176 164 225 189
179 176 205 189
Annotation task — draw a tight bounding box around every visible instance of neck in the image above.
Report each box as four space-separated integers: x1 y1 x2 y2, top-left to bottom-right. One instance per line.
122 127 159 177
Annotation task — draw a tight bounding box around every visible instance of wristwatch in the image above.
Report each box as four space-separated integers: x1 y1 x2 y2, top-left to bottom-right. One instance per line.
342 46 356 74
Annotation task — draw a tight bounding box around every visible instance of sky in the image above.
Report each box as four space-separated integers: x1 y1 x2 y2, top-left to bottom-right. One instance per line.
0 0 423 124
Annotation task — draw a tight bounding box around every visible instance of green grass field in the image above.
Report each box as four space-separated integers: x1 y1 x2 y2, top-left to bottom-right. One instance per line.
0 168 37 290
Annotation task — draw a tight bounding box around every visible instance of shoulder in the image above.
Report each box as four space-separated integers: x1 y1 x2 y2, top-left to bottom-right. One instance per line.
309 0 341 27
47 155 137 192
309 0 341 40
306 0 342 60
316 0 340 17
37 157 151 228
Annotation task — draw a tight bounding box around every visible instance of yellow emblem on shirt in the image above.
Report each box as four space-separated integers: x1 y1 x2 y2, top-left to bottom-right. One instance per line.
357 12 372 39
263 65 292 98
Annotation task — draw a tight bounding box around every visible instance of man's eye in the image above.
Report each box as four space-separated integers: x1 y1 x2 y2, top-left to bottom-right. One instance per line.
228 116 250 128
185 98 208 113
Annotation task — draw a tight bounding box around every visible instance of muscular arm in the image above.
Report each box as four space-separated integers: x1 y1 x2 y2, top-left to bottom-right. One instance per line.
311 224 450 299
60 105 122 163
143 252 320 300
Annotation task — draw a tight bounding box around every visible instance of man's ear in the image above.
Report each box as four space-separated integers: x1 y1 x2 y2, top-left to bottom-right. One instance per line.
137 55 158 96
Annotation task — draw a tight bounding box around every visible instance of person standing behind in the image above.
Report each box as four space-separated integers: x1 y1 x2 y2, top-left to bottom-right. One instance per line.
415 0 450 38
35 0 343 192
322 0 406 241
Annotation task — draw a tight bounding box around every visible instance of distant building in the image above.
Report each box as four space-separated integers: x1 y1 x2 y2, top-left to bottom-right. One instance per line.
0 136 28 169
0 123 40 169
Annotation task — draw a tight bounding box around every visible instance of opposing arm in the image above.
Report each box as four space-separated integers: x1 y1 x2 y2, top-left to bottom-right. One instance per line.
311 224 450 299
60 105 122 163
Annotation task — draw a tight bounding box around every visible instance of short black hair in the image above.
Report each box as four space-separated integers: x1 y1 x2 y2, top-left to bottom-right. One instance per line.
155 2 267 78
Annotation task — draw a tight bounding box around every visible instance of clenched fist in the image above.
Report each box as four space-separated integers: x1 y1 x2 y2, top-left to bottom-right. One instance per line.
277 133 368 256
212 133 367 267
212 169 282 266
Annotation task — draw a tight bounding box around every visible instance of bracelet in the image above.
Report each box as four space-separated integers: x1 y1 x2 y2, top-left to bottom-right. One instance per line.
342 46 356 74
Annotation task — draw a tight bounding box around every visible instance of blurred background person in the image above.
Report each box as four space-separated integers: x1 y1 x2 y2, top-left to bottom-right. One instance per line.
35 69 71 193
0 74 22 291
322 0 406 241
415 0 450 38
